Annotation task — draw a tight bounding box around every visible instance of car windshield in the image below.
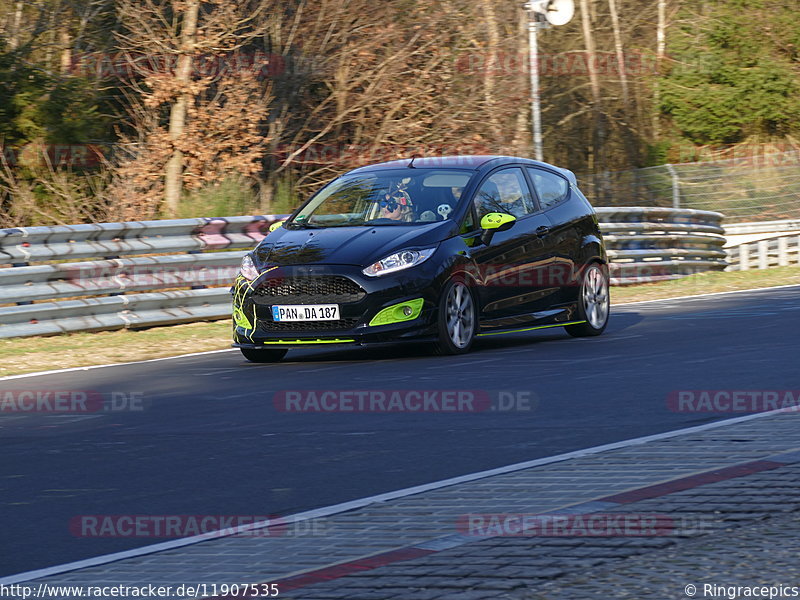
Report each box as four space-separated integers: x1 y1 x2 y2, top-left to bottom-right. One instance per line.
285 169 473 227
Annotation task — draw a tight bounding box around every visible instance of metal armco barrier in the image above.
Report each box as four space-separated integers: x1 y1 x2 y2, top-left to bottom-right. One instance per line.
726 234 800 271
0 207 727 339
595 207 728 285
723 219 800 236
0 216 283 339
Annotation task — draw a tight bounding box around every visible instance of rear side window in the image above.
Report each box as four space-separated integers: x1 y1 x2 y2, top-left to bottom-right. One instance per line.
527 168 569 209
474 168 534 219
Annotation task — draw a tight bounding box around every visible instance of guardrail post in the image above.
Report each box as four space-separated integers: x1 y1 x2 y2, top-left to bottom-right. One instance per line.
758 240 769 270
665 163 680 209
778 237 788 267
795 236 800 265
724 247 737 272
740 244 749 270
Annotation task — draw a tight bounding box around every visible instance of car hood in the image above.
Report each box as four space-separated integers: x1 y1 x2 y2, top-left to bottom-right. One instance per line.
253 221 454 267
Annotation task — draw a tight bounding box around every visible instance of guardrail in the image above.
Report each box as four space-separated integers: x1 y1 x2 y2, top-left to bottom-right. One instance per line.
0 207 726 339
0 216 283 339
723 219 800 236
596 207 727 285
726 233 800 271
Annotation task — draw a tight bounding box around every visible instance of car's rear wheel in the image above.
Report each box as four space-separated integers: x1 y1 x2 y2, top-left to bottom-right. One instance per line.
565 263 609 337
240 348 288 363
434 280 477 355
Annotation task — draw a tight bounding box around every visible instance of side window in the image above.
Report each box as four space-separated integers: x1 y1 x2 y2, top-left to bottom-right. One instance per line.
473 168 534 220
527 168 569 209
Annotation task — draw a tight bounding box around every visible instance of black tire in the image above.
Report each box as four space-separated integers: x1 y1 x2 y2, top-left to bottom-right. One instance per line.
433 279 477 355
240 347 288 363
565 263 610 337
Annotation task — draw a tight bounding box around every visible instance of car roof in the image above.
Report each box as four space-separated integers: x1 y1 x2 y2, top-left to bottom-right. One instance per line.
347 155 577 184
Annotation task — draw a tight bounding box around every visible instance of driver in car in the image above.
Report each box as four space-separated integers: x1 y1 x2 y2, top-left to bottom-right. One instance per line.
378 188 415 222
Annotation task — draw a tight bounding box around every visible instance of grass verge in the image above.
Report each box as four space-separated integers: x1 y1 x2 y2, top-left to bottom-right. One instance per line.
2 266 799 378
0 321 232 378
611 265 800 303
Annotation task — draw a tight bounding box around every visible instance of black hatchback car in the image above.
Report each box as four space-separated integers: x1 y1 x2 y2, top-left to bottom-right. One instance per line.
231 156 609 362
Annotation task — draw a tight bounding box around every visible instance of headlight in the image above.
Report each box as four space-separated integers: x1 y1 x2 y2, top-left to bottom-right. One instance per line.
239 254 259 281
362 248 436 277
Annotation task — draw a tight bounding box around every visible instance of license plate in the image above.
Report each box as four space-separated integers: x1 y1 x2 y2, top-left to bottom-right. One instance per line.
272 304 339 322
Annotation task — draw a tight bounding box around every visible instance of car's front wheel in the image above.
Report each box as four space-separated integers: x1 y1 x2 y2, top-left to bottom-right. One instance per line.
434 279 477 355
565 263 610 337
240 348 288 363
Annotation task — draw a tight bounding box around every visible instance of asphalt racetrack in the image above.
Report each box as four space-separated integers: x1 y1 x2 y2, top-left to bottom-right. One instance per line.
2 285 799 577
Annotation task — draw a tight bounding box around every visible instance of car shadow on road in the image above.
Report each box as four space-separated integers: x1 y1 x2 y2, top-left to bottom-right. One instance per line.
240 311 645 365
472 311 643 352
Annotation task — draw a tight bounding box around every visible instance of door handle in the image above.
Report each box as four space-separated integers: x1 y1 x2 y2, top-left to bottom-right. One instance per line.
535 225 550 236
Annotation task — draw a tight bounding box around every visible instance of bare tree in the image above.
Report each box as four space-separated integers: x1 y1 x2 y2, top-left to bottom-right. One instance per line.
578 0 605 176
162 0 199 214
653 0 666 137
7 0 24 50
607 0 628 105
264 0 499 196
480 0 502 139
114 0 269 216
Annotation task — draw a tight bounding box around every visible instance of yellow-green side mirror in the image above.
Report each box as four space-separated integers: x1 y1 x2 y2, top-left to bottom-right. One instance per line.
268 220 285 233
480 212 516 231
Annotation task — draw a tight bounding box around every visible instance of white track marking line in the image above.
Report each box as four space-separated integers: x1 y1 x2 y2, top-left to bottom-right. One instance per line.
293 365 349 373
2 282 799 382
0 349 237 382
2 405 796 585
187 367 245 375
444 358 501 367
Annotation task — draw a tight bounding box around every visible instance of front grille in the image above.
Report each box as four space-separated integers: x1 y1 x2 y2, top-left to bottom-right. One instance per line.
253 276 366 304
259 318 361 332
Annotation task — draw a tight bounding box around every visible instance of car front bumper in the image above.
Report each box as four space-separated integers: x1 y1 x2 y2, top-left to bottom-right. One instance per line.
231 263 443 349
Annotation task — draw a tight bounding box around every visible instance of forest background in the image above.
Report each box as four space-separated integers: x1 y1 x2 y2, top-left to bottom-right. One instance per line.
1 0 798 226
